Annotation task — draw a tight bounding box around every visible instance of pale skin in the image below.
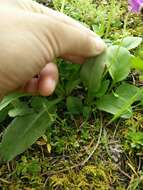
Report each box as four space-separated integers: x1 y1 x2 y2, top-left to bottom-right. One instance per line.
0 0 106 98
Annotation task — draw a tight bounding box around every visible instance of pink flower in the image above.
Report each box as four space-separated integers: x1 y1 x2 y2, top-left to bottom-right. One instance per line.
128 0 143 12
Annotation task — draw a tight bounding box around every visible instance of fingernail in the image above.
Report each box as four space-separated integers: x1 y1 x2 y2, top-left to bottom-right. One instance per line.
39 78 56 96
91 37 107 55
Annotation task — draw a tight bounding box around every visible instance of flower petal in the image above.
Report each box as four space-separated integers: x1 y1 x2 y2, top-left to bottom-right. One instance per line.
128 0 143 12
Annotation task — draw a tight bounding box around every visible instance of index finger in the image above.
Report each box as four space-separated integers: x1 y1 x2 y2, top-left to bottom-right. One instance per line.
15 0 98 37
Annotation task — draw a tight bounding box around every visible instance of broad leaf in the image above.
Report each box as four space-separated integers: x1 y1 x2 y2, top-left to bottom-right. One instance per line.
30 97 62 112
121 36 142 50
66 96 82 115
96 83 142 119
65 79 80 95
0 106 10 123
106 45 131 82
95 80 110 97
8 100 33 117
30 97 50 111
0 110 56 161
0 92 30 111
8 106 33 117
83 106 91 120
80 52 106 99
131 56 143 70
96 94 132 118
115 83 141 101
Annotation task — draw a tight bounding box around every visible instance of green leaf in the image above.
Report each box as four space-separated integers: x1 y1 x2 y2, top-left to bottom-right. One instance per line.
96 83 142 119
96 94 132 118
131 56 143 70
0 110 56 161
30 97 49 111
65 79 80 95
80 52 106 99
95 80 110 97
106 45 131 82
0 92 30 112
121 36 142 50
8 106 33 117
0 106 10 123
66 96 82 115
30 97 62 112
115 83 141 101
83 106 91 120
128 131 143 148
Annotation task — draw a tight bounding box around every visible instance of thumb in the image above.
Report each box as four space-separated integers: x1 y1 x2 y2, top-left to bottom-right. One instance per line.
57 25 106 57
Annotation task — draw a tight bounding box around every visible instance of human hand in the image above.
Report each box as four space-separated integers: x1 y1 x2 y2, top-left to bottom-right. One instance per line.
0 0 106 97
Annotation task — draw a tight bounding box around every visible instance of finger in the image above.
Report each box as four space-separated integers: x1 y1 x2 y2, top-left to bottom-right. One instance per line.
53 20 106 57
16 0 97 38
12 0 106 59
30 13 106 59
38 62 59 96
24 78 38 95
19 62 58 96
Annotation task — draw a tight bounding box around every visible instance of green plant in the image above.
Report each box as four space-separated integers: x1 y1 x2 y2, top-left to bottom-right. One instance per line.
81 38 143 121
0 36 142 162
0 0 143 162
1 0 143 189
0 94 59 161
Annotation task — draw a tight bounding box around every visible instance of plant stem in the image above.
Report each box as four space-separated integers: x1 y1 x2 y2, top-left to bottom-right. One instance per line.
105 0 115 38
60 0 66 13
123 12 130 36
